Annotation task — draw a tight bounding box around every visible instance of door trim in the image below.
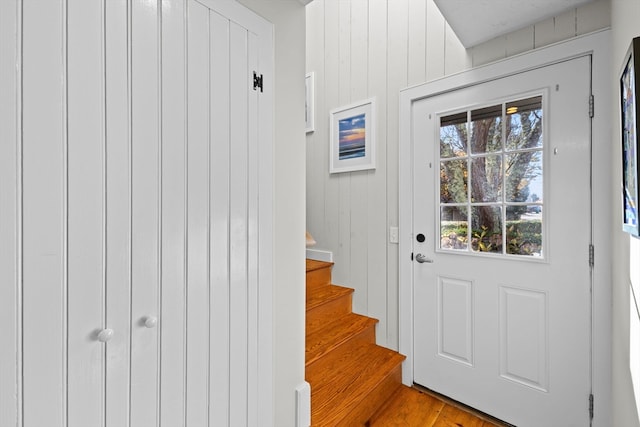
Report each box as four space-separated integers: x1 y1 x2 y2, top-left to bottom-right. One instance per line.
398 29 611 426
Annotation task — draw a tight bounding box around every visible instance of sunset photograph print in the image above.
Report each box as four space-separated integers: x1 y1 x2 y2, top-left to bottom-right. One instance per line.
338 113 366 160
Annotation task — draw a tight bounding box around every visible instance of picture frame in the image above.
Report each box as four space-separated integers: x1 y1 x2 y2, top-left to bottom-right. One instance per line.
329 98 376 173
620 37 640 237
305 72 315 133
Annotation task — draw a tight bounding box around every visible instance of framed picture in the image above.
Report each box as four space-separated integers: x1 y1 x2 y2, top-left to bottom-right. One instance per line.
620 37 640 237
305 72 315 133
329 98 376 173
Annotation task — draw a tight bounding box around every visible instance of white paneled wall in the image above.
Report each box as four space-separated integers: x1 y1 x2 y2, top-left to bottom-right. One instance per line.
471 0 611 65
305 0 467 349
611 1 640 426
305 0 610 349
0 1 20 426
0 0 274 426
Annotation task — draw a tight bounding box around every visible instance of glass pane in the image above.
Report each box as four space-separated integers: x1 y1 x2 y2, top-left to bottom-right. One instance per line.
440 112 467 158
471 105 502 154
506 206 543 256
440 159 468 204
506 96 543 151
440 206 468 250
471 155 502 202
505 151 543 203
471 205 502 253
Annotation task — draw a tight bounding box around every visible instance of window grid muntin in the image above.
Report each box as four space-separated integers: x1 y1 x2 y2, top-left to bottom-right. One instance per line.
438 95 543 258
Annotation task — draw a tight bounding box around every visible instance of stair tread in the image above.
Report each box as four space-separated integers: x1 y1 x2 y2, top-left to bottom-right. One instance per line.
306 284 353 312
305 258 407 427
306 259 333 273
305 313 378 367
307 342 406 426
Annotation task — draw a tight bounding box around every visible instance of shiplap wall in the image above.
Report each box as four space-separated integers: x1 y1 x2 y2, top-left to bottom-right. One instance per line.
611 1 640 425
305 0 610 349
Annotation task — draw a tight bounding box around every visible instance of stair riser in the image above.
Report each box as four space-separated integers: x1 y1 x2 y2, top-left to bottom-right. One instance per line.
306 266 332 290
311 362 403 427
336 364 403 427
306 293 352 335
306 324 376 370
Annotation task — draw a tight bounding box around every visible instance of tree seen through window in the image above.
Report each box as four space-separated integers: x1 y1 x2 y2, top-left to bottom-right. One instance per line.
439 96 543 256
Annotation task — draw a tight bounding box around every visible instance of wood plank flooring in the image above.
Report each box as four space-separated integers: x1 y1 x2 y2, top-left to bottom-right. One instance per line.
369 386 508 427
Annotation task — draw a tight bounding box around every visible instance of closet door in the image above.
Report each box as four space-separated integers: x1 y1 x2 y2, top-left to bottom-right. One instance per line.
1 0 273 425
15 0 115 425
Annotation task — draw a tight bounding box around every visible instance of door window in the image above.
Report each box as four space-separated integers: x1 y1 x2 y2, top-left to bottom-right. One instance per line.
438 95 543 257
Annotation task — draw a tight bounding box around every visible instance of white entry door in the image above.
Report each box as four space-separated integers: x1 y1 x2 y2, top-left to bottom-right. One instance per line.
411 56 592 426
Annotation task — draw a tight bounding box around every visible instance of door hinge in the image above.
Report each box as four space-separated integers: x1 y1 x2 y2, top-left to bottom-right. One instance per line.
589 94 594 118
589 244 595 268
410 252 414 261
253 71 263 92
589 393 594 420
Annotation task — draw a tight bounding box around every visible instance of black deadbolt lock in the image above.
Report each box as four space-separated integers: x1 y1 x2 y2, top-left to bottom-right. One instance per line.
416 233 425 243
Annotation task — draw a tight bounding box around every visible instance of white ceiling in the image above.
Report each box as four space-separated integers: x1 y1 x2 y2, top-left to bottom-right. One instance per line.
434 0 595 48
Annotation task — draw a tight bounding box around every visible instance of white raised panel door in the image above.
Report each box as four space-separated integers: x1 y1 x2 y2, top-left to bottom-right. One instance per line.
412 56 592 427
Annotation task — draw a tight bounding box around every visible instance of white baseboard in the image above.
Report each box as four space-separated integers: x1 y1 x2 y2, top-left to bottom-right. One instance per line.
305 248 333 263
295 381 311 427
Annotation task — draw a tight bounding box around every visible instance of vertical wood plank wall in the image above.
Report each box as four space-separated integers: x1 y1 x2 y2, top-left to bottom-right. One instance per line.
305 0 610 349
0 1 19 426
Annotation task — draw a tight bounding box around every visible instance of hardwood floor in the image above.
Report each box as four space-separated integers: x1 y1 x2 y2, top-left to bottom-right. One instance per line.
369 386 509 427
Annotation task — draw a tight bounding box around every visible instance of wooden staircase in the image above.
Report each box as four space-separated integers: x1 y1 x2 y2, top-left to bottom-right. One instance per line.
305 259 406 426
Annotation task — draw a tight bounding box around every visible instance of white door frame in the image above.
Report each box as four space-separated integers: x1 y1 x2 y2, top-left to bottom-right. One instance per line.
399 29 612 425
